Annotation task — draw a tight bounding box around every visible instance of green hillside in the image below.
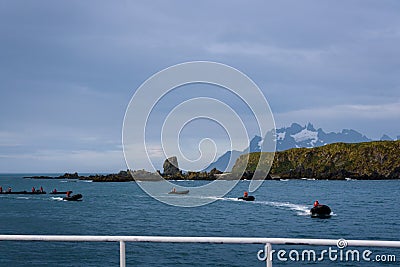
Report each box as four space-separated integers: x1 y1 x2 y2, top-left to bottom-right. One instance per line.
232 140 400 179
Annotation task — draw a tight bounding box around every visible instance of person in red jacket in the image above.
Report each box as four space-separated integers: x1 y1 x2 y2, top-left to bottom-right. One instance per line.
314 200 319 207
244 191 248 198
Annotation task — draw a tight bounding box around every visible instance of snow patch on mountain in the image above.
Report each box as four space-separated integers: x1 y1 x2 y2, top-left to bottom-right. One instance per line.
276 132 285 140
291 129 318 144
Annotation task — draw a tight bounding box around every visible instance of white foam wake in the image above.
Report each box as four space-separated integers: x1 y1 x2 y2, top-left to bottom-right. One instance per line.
256 201 311 216
187 196 312 215
17 196 30 200
200 196 241 202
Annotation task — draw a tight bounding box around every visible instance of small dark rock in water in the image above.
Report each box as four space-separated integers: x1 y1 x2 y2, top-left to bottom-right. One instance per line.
23 175 52 179
130 170 162 181
85 170 133 182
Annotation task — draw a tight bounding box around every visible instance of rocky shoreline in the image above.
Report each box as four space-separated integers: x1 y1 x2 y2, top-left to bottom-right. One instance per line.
25 140 400 182
24 171 133 182
24 170 400 182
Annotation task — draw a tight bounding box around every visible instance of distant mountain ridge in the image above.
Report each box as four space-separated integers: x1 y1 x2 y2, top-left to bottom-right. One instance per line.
276 123 371 151
205 122 398 172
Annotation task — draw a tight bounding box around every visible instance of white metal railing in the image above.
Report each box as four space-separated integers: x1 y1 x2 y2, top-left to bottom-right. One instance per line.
1 235 399 267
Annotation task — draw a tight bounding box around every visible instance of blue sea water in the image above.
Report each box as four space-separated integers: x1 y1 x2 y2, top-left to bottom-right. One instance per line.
0 174 399 266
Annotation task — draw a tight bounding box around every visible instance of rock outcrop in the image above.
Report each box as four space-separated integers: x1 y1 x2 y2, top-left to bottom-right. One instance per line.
163 156 180 176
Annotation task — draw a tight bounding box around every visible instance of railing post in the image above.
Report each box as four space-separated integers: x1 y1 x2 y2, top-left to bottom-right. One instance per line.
120 240 126 267
266 243 272 267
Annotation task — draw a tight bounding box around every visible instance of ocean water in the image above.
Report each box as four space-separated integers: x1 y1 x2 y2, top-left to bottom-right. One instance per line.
0 174 399 266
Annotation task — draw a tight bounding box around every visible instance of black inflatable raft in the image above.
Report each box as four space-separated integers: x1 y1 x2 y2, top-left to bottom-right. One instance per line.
1 191 46 195
238 196 255 201
310 204 332 218
63 194 83 201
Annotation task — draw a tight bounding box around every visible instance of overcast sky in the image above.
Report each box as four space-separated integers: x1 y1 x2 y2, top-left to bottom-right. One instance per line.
1 0 400 172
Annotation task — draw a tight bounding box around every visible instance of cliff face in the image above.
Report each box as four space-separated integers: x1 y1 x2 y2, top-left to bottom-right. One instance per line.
163 156 180 176
232 140 400 180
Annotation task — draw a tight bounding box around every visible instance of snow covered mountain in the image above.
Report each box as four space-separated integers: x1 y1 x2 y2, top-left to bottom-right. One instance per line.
276 123 371 151
380 134 394 141
205 123 378 172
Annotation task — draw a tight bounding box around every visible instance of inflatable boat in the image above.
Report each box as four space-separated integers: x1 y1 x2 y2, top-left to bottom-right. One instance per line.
1 191 46 195
168 190 189 195
63 194 83 201
310 204 331 218
238 196 255 201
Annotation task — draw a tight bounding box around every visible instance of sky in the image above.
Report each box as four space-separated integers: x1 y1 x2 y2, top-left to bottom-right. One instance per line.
1 0 400 173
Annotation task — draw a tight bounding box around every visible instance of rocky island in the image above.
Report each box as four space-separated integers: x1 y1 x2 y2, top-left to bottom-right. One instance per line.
24 171 133 182
233 140 400 180
25 140 400 181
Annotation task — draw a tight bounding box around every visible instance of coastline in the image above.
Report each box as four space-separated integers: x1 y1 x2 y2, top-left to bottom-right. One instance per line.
24 171 400 182
23 140 400 182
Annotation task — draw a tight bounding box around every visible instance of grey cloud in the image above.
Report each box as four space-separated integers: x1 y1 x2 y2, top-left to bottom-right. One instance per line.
1 0 399 171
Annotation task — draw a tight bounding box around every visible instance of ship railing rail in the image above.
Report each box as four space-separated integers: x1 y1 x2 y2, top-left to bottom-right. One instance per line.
1 235 400 267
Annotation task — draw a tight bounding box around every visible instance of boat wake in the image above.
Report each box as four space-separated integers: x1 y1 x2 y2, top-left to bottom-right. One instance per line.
203 196 310 215
51 197 64 201
201 196 242 202
17 196 30 200
257 201 311 216
181 196 330 216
